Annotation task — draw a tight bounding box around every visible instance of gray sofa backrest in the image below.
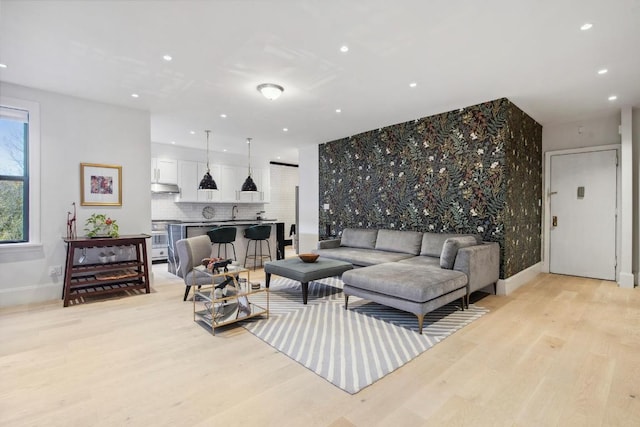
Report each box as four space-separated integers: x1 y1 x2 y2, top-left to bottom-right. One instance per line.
420 232 481 257
375 229 423 255
340 228 378 249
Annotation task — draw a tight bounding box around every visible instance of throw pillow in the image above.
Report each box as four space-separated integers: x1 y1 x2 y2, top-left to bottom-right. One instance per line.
439 236 478 269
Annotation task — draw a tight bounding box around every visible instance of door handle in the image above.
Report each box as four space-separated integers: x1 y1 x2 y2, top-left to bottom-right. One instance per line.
552 216 558 227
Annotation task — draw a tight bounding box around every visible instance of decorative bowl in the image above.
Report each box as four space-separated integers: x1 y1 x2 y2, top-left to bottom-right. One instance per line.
298 253 319 263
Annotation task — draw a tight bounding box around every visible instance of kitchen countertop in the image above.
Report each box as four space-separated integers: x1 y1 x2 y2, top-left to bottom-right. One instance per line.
169 219 279 227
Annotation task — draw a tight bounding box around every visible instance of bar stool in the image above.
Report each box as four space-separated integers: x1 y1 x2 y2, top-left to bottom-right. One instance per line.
207 227 237 261
244 225 272 269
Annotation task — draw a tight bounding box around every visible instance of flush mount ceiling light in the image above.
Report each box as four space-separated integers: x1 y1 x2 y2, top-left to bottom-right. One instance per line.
580 22 593 30
241 137 258 192
257 83 284 100
198 130 218 191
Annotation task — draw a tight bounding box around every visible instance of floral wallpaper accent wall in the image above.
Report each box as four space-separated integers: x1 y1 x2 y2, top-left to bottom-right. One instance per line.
318 98 542 279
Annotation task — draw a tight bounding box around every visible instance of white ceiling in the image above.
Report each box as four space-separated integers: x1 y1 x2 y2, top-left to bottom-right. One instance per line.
1 0 639 163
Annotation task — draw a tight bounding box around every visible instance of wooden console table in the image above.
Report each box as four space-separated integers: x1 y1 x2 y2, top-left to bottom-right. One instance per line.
62 234 151 307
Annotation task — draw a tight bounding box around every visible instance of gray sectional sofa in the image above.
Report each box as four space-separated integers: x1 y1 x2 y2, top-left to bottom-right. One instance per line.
313 228 499 333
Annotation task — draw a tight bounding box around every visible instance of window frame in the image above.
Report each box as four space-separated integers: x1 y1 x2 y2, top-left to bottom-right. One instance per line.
0 96 41 254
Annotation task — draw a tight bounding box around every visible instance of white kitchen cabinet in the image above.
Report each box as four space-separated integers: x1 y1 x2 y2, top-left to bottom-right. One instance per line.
151 157 178 184
197 162 221 202
177 160 198 201
260 167 271 203
177 160 220 202
241 167 270 202
219 165 241 202
175 162 268 204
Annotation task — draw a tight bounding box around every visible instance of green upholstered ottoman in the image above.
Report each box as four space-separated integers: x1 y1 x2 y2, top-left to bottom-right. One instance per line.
264 257 353 304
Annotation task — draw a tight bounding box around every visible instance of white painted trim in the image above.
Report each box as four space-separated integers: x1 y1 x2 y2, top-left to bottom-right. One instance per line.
542 144 621 277
0 96 41 247
496 262 541 295
619 272 635 289
0 242 43 259
0 282 61 308
619 108 635 287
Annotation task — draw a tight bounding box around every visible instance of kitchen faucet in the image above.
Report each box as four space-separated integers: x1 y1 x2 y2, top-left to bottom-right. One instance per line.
232 205 238 220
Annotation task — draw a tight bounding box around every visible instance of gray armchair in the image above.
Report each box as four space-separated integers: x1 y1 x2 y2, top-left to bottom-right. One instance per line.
175 235 217 301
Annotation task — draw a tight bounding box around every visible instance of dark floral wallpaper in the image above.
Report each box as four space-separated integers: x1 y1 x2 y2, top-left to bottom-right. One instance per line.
318 98 542 279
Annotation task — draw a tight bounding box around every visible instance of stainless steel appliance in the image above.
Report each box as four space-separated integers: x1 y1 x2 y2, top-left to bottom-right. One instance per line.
151 220 173 262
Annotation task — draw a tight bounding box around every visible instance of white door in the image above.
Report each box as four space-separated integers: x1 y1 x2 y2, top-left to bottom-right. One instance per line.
549 150 617 280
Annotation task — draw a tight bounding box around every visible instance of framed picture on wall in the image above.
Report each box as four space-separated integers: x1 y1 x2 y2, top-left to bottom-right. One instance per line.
80 163 122 206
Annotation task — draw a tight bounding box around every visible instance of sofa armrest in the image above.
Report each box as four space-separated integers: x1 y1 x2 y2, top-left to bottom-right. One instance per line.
453 242 500 294
317 239 341 249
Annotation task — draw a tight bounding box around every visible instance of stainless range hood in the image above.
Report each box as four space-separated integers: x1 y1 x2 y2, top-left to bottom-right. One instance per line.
151 183 180 194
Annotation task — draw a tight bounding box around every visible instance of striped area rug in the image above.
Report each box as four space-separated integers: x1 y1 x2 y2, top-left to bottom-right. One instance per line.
243 277 488 394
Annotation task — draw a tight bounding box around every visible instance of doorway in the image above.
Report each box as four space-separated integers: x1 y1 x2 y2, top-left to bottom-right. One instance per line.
546 147 619 280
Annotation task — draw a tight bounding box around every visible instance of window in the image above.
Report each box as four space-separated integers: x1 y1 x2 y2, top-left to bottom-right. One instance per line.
0 106 29 242
0 97 40 249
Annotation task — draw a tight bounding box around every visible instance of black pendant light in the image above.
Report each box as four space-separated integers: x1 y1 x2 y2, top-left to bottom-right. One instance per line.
198 130 218 190
241 137 258 192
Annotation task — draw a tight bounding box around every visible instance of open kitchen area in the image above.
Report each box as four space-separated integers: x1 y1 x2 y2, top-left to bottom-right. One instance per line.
150 140 299 275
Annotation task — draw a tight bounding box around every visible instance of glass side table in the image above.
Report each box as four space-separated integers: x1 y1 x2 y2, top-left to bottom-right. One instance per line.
192 264 268 335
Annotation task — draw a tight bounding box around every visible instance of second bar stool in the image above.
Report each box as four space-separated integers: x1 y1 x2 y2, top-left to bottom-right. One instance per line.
207 226 237 260
243 224 272 269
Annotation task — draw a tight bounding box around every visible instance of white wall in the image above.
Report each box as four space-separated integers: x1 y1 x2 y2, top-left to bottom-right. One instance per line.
0 83 151 306
298 145 319 253
264 164 299 239
542 114 621 152
151 142 269 169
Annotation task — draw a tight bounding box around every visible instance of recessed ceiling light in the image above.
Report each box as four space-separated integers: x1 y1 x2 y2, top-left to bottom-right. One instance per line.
131 93 139 98
335 108 342 113
163 54 172 61
340 45 349 53
0 63 7 69
223 149 227 152
171 141 176 145
597 68 608 75
409 82 417 88
220 114 227 118
580 22 593 31
277 156 281 160
608 95 617 101
283 128 288 132
190 130 195 135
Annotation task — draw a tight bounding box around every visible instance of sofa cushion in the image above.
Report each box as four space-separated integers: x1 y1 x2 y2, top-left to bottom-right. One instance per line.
397 255 441 268
374 229 423 255
420 232 481 257
440 236 479 269
314 247 414 267
342 263 467 303
340 228 378 249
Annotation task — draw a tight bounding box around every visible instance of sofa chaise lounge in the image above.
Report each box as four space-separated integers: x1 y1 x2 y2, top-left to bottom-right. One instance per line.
314 228 499 333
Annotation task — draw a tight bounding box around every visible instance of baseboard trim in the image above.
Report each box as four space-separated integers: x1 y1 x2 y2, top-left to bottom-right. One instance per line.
496 262 542 296
618 272 635 288
0 281 62 308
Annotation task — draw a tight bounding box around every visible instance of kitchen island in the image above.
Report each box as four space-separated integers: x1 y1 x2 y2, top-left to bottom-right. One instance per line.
167 220 285 276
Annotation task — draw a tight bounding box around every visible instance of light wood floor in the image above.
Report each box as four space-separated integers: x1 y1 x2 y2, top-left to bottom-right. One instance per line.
1 263 639 426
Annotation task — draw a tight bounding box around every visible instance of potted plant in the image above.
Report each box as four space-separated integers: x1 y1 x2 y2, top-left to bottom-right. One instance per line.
84 213 119 238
